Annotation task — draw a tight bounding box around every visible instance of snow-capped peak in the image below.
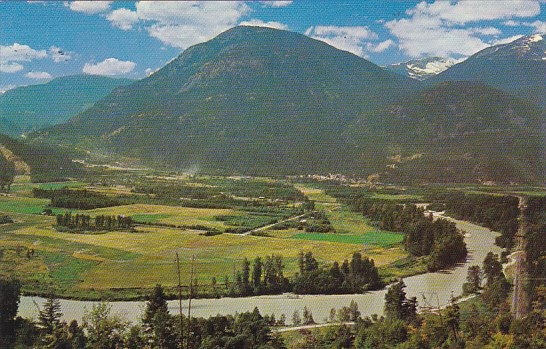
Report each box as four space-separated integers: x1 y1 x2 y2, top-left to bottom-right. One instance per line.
527 34 543 43
384 57 461 80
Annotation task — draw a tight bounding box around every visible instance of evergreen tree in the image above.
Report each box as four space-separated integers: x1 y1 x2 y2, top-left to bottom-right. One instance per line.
252 257 263 294
38 296 62 335
384 280 417 323
0 278 21 348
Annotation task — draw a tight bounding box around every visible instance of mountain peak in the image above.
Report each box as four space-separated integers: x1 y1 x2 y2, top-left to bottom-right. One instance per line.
384 57 459 80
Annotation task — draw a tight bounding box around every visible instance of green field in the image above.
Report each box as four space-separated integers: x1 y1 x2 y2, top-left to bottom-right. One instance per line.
290 231 403 247
0 177 416 300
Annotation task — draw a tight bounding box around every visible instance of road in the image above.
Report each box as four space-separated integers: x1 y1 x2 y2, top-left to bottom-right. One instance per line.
239 213 309 236
511 196 529 319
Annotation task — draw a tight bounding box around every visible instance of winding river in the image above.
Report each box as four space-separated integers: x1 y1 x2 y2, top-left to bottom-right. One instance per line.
17 211 503 324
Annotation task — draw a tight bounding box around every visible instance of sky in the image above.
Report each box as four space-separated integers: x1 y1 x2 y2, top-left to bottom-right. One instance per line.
1 1 545 92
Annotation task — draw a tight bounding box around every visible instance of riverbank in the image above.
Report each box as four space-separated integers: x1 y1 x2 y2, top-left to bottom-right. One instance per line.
18 212 503 324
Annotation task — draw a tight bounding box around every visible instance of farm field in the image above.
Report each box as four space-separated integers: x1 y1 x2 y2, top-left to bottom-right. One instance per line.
0 175 413 300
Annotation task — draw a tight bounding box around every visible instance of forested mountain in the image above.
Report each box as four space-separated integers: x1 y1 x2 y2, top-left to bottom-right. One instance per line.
429 34 546 107
0 133 82 181
33 26 419 175
356 81 545 183
0 75 132 137
32 27 545 183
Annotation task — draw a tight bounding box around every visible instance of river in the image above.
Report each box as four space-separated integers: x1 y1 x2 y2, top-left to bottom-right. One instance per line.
17 211 503 324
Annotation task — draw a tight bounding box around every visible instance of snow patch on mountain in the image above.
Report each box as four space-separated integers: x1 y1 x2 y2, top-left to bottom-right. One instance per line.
384 57 461 80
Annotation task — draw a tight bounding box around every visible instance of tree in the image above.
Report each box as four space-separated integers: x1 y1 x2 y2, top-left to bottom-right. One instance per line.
302 307 315 325
463 265 483 294
0 278 21 348
349 300 361 321
241 258 251 295
143 284 177 348
252 257 263 294
355 318 408 349
483 252 503 286
384 280 417 323
38 296 62 335
292 310 301 326
444 296 461 342
0 156 15 192
143 284 169 325
82 302 128 349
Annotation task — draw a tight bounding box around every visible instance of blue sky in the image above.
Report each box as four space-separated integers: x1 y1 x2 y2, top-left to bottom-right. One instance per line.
1 1 545 92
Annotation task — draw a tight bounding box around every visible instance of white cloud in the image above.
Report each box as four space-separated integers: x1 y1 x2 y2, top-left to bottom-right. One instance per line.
261 1 292 8
0 43 47 63
25 71 52 79
106 2 250 49
107 8 139 30
305 26 378 57
65 1 112 14
239 19 288 30
49 46 72 62
83 58 136 76
503 20 521 26
368 39 395 53
386 0 543 58
471 27 502 36
527 20 546 33
491 35 524 45
0 43 47 73
407 0 540 25
0 63 24 73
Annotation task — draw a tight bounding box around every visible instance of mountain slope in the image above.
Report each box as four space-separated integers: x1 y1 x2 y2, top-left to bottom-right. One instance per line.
384 57 459 80
429 34 546 107
0 75 132 136
0 133 83 181
349 81 545 183
36 26 419 175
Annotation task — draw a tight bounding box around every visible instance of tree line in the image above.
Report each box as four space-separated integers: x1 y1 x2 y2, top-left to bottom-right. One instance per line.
0 280 285 349
428 191 519 248
293 252 381 294
0 154 15 192
335 195 467 271
33 188 124 210
228 251 381 297
55 212 134 232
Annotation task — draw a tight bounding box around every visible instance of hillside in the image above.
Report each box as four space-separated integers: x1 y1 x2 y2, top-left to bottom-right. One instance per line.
384 57 459 80
350 81 545 183
34 26 419 175
0 75 132 137
0 133 83 181
429 34 546 107
33 27 544 183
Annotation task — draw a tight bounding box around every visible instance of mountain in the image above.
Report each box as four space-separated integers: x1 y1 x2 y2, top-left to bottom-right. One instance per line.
0 75 132 137
429 34 546 107
35 26 419 175
33 27 544 183
350 81 545 183
0 133 83 181
384 57 459 80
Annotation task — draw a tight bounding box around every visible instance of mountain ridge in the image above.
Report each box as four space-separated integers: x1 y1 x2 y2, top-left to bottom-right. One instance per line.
0 74 132 137
31 27 544 183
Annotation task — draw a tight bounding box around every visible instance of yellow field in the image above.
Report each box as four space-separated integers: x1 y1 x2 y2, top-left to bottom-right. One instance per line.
86 204 239 229
0 179 409 298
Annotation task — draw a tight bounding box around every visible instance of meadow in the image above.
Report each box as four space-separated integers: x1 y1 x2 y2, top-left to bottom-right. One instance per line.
0 176 417 300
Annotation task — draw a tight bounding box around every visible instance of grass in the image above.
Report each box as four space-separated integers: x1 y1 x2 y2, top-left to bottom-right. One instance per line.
85 204 256 231
0 176 415 300
290 232 403 247
295 184 337 203
132 213 171 223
